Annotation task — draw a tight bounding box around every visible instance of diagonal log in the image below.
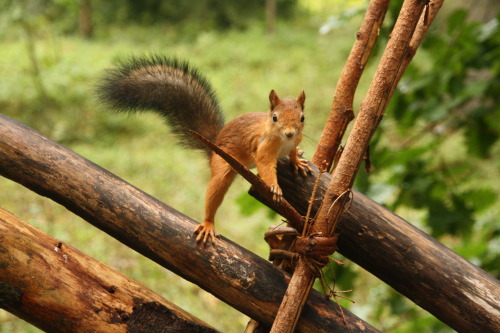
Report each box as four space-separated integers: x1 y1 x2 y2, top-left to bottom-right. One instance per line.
0 208 218 333
0 114 378 332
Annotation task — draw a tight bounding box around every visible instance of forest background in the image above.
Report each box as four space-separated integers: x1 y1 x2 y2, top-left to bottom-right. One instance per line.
0 0 499 332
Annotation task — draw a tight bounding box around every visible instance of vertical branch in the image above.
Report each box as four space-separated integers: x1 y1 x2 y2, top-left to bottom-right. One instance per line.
21 21 48 101
270 1 433 332
266 0 277 35
79 0 94 39
311 0 390 171
371 0 444 135
389 0 444 99
325 0 428 204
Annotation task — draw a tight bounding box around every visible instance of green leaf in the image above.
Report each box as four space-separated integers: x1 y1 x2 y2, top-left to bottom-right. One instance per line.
235 192 262 217
427 195 475 237
460 188 497 213
465 115 500 158
447 9 468 34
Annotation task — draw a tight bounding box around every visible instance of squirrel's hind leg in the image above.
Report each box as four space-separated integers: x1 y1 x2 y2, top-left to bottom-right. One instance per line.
195 156 237 245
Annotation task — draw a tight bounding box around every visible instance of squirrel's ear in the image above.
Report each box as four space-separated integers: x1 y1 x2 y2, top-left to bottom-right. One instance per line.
269 89 281 110
297 90 306 110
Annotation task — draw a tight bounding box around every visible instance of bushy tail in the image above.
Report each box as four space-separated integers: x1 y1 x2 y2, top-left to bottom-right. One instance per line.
98 55 225 154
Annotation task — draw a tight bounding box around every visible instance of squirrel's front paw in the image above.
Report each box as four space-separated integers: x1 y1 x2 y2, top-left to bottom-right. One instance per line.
194 221 218 245
293 158 313 176
270 184 283 202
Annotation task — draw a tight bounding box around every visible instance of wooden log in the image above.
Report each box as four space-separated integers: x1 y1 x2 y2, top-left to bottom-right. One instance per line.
0 114 379 332
264 162 500 333
0 208 217 333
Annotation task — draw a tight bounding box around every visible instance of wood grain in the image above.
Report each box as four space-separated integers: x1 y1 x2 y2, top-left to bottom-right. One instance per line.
0 208 217 333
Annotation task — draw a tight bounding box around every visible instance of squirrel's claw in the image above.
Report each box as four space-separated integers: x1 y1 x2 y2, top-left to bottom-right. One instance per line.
293 158 312 176
194 221 218 245
270 184 283 203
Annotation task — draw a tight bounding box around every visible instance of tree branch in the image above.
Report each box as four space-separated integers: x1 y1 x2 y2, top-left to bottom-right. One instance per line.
312 0 390 170
389 0 444 99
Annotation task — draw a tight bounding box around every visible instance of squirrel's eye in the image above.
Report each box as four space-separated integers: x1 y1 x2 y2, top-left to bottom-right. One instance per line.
272 114 278 122
300 115 305 122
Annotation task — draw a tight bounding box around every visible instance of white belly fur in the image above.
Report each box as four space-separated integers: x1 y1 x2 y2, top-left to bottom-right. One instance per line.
277 138 296 158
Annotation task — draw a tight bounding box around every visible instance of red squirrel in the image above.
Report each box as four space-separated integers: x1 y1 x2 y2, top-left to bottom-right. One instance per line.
98 55 311 244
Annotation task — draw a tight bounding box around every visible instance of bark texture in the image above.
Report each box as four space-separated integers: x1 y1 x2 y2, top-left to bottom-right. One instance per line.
0 208 217 333
312 0 390 170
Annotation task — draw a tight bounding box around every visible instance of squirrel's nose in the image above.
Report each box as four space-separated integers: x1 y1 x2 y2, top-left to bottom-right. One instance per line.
285 132 294 139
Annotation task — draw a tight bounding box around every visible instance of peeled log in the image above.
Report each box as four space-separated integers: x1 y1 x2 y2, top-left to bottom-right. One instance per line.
0 208 217 333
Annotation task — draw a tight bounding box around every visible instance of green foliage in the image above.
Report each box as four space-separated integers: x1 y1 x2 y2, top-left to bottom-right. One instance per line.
377 9 500 239
236 192 278 219
374 290 452 333
0 0 79 36
1 0 300 37
107 0 298 29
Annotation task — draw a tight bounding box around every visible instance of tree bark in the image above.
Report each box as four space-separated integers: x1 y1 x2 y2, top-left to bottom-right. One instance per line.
0 114 379 332
79 0 93 38
265 0 276 35
249 161 500 333
312 0 390 170
388 0 444 99
0 208 217 333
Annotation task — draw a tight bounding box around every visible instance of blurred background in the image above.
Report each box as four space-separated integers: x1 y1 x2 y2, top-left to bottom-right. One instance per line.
0 0 498 331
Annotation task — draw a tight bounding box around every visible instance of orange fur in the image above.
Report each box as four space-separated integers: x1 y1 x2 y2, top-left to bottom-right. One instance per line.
195 90 311 244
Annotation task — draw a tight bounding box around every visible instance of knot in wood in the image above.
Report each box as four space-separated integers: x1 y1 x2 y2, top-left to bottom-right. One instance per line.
294 233 338 261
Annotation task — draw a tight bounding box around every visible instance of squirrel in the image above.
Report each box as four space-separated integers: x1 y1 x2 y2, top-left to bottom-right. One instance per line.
98 55 312 244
